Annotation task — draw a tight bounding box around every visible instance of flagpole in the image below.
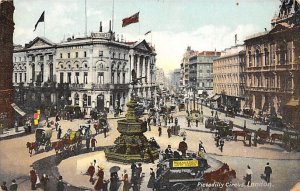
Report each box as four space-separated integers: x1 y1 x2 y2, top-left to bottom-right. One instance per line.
112 0 114 32
44 11 45 37
85 0 87 37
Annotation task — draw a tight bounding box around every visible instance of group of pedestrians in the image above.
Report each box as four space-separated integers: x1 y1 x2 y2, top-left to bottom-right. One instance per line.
244 162 272 186
1 180 18 191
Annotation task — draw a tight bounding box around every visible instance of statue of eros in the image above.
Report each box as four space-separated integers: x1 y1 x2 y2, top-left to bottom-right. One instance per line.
130 69 146 98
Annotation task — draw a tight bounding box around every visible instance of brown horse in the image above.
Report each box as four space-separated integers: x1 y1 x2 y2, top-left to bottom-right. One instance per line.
52 140 65 155
256 130 270 143
270 133 283 144
218 170 237 191
94 123 102 134
203 163 230 183
233 130 249 141
26 142 39 157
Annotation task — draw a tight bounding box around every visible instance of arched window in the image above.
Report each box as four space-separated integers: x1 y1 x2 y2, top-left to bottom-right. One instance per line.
255 49 260 67
248 51 252 67
264 48 269 66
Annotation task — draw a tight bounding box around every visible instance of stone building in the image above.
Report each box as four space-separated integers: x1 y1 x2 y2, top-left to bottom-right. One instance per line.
13 26 157 115
213 45 246 111
188 51 220 96
244 0 300 128
180 46 196 94
0 0 14 129
171 68 181 93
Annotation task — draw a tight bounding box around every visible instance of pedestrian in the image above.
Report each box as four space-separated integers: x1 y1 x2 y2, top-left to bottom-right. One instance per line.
216 135 220 147
171 115 174 123
40 174 49 191
168 115 171 123
131 162 137 177
198 140 206 153
91 136 97 152
1 181 7 191
164 118 167 127
175 117 178 126
195 119 199 127
167 126 171 138
55 114 60 122
219 139 224 152
86 136 91 151
94 166 104 191
211 110 214 117
165 145 173 159
158 126 162 137
147 148 155 164
178 137 188 157
29 168 37 190
137 163 143 181
153 117 157 126
9 180 18 191
147 118 151 131
57 176 65 191
86 162 95 184
109 172 119 191
245 165 253 186
122 170 130 191
28 120 32 133
55 121 59 131
187 118 191 127
103 125 108 138
147 168 155 190
57 126 62 139
264 162 272 183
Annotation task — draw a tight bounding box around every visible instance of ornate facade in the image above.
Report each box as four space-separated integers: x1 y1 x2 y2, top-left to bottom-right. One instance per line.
244 0 300 128
13 30 157 115
213 45 246 111
0 0 14 129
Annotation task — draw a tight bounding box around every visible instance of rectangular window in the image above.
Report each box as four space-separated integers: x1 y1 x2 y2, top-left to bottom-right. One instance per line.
60 72 64 84
76 52 78 58
49 55 53 60
15 73 17 83
75 72 79 84
97 72 104 84
117 73 120 84
24 73 27 82
60 53 63 58
88 96 91 106
68 53 70 58
84 72 88 84
84 51 87 57
67 72 71 83
19 73 22 82
40 55 44 61
123 73 126 84
99 51 103 57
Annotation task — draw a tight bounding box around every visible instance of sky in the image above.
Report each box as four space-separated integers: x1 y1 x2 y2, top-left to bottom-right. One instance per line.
13 0 280 74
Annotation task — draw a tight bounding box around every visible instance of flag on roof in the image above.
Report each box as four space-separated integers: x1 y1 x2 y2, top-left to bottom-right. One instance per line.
34 11 45 31
122 12 139 27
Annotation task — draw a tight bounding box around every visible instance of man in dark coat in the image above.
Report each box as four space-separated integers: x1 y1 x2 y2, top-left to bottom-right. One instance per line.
175 117 178 126
219 139 224 152
30 168 37 190
86 163 95 184
187 118 191 127
178 138 188 157
57 176 65 191
86 136 91 151
57 126 62 139
91 137 97 152
158 126 162 137
9 179 18 191
264 162 272 183
195 119 199 127
167 127 171 138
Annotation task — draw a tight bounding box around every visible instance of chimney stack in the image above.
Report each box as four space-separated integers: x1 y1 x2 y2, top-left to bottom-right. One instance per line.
99 21 102 32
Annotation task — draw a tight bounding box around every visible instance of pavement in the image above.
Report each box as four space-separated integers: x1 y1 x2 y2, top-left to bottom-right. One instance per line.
0 104 299 191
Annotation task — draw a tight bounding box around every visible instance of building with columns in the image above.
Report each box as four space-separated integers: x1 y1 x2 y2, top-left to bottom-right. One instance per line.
13 28 157 115
244 0 300 129
0 0 14 129
213 45 246 111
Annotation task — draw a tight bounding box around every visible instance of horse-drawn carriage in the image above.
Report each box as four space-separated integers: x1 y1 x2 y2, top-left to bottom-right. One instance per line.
93 118 109 134
26 128 53 156
178 103 185 111
155 157 208 191
214 120 234 139
242 108 254 118
225 106 235 118
205 117 218 129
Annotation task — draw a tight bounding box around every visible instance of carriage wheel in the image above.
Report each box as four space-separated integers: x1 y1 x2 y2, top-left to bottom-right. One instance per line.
172 183 189 191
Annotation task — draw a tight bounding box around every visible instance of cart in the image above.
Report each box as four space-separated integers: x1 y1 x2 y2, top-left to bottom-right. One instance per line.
35 128 52 150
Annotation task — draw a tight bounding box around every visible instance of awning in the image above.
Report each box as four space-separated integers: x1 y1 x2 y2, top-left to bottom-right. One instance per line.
11 103 26 116
211 95 221 101
285 97 300 107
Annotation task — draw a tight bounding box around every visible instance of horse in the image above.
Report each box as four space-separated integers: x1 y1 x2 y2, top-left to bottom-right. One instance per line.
94 123 102 134
52 140 65 155
203 163 230 183
26 142 39 157
255 130 270 143
233 130 249 141
218 170 237 191
270 133 283 144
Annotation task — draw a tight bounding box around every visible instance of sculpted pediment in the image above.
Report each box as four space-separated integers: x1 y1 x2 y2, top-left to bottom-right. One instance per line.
133 40 152 52
26 37 54 49
269 23 289 33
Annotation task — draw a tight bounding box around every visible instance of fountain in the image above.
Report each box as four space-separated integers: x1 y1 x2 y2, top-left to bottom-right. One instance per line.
105 70 159 163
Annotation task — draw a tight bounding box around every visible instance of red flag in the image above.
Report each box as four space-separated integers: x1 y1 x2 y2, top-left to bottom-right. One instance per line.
122 12 139 27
